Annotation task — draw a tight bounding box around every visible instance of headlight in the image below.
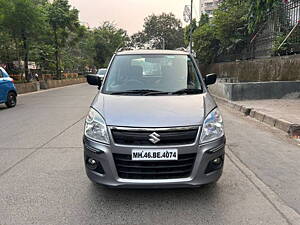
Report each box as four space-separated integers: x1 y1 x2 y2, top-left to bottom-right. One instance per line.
84 108 110 144
200 108 224 143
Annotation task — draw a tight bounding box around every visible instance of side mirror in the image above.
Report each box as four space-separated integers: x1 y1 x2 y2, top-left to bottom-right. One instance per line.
205 73 217 86
87 74 102 87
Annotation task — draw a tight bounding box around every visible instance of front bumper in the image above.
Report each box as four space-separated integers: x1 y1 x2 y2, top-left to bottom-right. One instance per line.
83 135 226 188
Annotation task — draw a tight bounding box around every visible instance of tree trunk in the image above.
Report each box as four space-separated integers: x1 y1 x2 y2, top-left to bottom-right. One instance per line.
54 29 61 80
14 38 22 80
22 33 30 82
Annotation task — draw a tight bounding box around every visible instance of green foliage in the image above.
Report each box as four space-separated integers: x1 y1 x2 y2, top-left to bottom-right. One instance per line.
0 0 46 80
191 0 249 63
131 13 184 50
184 14 210 47
247 0 281 32
0 0 129 77
271 32 297 56
47 0 80 78
129 32 147 48
0 30 16 67
212 0 249 55
184 19 198 46
74 28 96 71
2 0 44 37
199 14 209 27
93 22 129 68
187 0 288 64
1 0 286 75
193 24 220 64
47 0 79 31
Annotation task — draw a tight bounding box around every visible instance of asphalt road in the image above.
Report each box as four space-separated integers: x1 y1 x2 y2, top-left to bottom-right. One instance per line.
0 84 299 225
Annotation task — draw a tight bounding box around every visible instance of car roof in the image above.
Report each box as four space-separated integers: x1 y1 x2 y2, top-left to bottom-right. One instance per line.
116 49 189 56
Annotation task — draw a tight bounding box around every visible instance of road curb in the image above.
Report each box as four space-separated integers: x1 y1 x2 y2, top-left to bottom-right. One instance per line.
19 83 87 97
226 147 300 225
213 95 300 138
15 78 86 95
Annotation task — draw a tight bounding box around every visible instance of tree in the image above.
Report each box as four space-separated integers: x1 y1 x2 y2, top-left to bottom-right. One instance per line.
131 13 185 50
75 27 96 72
189 0 251 63
0 0 105 77
93 22 128 68
247 0 282 32
47 0 80 79
0 1 15 70
129 32 147 48
184 18 198 47
193 23 220 64
62 25 96 72
199 14 209 27
184 14 210 50
212 0 249 55
0 0 8 22
0 29 19 73
0 0 45 81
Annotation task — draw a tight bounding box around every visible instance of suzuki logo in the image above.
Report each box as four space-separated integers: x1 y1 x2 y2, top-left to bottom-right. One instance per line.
149 132 160 144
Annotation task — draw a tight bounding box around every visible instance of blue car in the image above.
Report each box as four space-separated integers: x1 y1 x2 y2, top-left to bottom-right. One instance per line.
0 67 17 108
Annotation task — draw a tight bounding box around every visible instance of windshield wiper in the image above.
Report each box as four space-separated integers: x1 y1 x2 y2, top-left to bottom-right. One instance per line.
143 91 171 96
109 89 167 95
171 88 203 95
109 89 203 96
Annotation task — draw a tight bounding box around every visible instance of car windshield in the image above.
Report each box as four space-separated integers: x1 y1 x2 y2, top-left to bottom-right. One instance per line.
102 54 202 95
97 69 106 75
0 68 9 77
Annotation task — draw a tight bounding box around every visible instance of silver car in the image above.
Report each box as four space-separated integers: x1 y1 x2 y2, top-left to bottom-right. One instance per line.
84 49 225 188
96 68 107 80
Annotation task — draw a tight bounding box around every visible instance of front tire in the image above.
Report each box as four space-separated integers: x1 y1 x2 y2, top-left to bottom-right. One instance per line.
5 92 17 108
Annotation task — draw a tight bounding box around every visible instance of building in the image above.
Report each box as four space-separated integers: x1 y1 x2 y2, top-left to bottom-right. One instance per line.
199 0 221 18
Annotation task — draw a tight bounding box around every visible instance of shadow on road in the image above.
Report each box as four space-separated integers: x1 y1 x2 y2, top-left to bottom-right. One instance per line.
0 105 8 110
87 182 221 204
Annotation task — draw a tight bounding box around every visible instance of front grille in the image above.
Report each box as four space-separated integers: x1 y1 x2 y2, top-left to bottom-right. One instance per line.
113 153 197 179
111 127 199 146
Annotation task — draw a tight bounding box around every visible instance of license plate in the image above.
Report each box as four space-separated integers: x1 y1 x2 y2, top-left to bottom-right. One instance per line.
132 149 178 161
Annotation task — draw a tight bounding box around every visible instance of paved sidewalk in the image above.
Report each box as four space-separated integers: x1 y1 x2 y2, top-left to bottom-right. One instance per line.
214 96 300 138
235 99 300 125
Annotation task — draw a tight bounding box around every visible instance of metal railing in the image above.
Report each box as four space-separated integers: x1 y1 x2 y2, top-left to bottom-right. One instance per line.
216 0 300 62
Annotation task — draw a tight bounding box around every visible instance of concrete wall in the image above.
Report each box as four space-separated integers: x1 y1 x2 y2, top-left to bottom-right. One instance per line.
45 78 86 89
202 54 300 82
15 82 39 94
209 80 300 101
15 78 86 94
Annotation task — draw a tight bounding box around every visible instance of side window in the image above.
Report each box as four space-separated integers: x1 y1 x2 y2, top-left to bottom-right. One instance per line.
0 69 3 78
187 58 201 89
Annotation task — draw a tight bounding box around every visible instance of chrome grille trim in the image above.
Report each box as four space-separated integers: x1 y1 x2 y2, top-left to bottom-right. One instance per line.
109 125 200 132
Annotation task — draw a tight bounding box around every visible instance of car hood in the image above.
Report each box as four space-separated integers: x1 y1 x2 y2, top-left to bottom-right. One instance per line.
92 93 214 127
